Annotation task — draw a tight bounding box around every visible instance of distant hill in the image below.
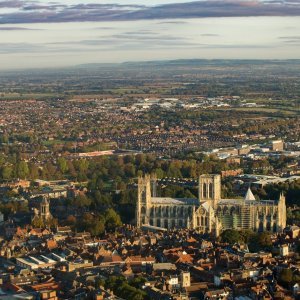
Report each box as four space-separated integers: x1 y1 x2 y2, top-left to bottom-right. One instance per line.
76 59 300 69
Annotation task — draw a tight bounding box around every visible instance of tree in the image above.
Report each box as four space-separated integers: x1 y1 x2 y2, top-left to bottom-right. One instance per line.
16 161 29 179
90 218 105 236
73 194 92 208
104 208 122 230
124 164 136 177
239 229 254 243
154 168 164 178
45 217 58 228
105 276 147 300
32 216 44 228
42 162 57 179
76 159 89 173
57 157 68 174
129 277 147 289
66 215 76 226
279 268 293 287
95 277 105 289
296 242 300 255
0 154 5 166
2 165 13 180
135 154 145 166
220 229 241 244
258 231 272 248
29 163 39 179
249 232 272 252
67 160 77 178
80 213 105 236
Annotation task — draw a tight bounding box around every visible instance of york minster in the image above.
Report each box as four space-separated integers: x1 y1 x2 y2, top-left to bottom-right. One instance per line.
136 174 286 236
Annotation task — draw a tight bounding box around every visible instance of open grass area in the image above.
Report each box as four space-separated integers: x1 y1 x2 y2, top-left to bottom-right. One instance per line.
0 92 57 100
42 139 66 146
225 107 298 116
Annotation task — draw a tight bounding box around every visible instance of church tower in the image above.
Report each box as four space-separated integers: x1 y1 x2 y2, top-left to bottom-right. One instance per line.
199 174 221 208
40 197 51 221
277 192 286 232
136 175 151 228
180 271 191 288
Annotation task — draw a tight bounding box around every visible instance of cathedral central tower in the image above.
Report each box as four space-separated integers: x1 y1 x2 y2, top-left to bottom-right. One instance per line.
199 174 221 208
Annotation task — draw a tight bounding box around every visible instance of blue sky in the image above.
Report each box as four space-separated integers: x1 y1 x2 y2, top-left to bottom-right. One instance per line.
0 0 299 69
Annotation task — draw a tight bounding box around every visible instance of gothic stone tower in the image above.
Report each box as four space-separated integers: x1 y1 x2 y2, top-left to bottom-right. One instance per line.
136 174 151 227
199 174 221 208
40 197 51 221
181 271 191 288
277 192 287 232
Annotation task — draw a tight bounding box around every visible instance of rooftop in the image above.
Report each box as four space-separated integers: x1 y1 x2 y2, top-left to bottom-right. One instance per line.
151 197 198 205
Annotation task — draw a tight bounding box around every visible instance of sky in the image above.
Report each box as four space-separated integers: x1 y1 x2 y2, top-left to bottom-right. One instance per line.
0 0 300 69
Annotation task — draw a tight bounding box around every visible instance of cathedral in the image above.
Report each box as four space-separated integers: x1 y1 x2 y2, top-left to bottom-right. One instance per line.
136 174 286 236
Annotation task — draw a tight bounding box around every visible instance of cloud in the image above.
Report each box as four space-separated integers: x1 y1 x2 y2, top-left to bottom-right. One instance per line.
124 30 155 35
202 44 274 49
157 21 188 24
120 0 300 21
92 26 115 30
279 36 300 40
0 2 142 23
282 40 300 44
0 0 24 9
200 34 220 37
47 32 195 47
0 26 38 30
0 42 45 53
0 0 299 24
42 30 202 53
110 33 187 41
22 4 66 11
278 36 300 44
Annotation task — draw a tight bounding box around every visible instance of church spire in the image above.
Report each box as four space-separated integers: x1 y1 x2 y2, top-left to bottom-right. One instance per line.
278 191 285 203
244 187 256 201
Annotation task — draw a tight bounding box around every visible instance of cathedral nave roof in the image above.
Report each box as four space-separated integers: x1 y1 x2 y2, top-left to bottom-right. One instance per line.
150 197 198 205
